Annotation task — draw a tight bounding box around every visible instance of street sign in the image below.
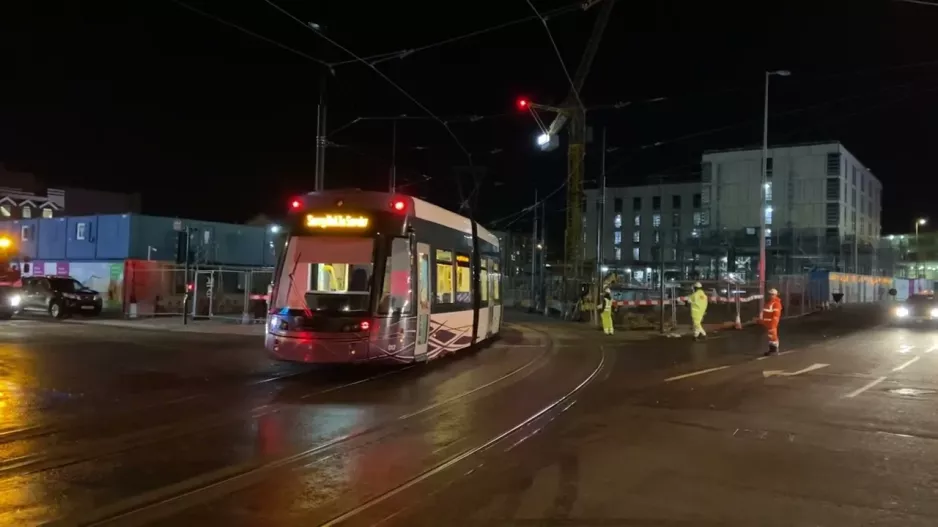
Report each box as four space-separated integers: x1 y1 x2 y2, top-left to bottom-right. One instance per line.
173 219 184 232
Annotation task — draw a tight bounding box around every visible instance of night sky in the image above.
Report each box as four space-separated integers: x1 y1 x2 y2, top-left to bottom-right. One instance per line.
3 0 938 237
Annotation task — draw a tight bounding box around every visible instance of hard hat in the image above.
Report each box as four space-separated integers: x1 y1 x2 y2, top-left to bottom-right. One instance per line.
693 282 702 289
604 287 611 293
768 288 778 295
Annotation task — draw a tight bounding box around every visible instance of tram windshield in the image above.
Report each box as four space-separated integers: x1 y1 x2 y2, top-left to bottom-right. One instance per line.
274 236 375 313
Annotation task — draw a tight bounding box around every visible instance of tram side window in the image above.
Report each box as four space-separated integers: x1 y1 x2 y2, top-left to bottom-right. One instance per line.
435 249 454 304
480 259 488 302
493 261 501 302
455 253 471 303
378 238 414 315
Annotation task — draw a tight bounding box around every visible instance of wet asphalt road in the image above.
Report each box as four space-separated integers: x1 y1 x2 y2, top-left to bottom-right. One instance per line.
0 306 921 526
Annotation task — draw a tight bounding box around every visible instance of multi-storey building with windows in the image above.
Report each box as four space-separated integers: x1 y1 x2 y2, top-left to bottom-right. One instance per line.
584 181 702 281
584 142 885 281
701 142 882 274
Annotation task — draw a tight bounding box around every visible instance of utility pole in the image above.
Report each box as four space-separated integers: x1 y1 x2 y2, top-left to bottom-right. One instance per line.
659 245 666 333
314 74 328 191
531 190 539 311
541 199 547 314
760 69 791 311
389 119 397 194
594 126 607 325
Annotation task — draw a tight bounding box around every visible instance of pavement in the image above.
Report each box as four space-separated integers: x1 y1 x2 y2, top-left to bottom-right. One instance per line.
63 315 265 335
0 304 925 525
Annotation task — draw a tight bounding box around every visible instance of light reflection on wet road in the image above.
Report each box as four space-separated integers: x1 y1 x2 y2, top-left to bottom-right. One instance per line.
0 319 587 526
0 308 896 527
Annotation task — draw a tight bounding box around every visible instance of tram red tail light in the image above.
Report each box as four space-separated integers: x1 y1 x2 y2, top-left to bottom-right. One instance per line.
391 200 406 212
359 320 370 331
289 198 302 211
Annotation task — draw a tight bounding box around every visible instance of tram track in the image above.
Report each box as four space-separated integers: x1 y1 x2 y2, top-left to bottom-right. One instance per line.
35 324 555 526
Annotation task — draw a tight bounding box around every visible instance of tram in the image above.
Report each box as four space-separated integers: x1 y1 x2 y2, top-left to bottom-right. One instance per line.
266 190 502 364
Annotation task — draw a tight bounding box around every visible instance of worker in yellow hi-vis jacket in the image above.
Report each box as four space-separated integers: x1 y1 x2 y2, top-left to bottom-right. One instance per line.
600 288 614 335
689 282 708 340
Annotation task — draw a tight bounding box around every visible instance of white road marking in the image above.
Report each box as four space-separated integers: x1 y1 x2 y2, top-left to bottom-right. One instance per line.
898 345 916 354
755 349 801 361
845 376 887 398
762 363 829 378
893 356 921 372
925 345 938 354
664 366 730 382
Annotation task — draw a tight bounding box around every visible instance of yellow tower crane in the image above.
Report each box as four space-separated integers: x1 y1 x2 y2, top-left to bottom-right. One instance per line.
522 0 616 310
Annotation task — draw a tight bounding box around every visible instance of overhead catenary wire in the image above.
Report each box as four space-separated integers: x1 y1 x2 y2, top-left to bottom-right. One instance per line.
524 0 586 113
329 3 582 67
262 0 477 209
169 0 331 67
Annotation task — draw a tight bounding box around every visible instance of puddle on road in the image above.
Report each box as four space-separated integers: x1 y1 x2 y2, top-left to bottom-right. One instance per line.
888 388 937 397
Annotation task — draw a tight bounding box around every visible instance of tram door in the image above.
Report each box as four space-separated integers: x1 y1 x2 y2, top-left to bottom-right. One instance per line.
415 243 431 361
485 258 495 337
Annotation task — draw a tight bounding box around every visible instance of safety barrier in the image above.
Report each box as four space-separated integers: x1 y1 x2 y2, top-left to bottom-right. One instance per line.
614 294 764 307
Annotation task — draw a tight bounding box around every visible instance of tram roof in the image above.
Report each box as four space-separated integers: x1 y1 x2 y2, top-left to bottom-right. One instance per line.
301 190 499 247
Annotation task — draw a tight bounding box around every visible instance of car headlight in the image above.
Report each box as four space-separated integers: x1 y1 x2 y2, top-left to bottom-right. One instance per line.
9 295 20 307
896 306 909 317
930 308 938 318
94 294 101 301
269 316 289 331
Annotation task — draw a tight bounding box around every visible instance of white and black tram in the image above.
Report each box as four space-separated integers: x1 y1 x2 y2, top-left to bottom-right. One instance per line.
266 190 502 364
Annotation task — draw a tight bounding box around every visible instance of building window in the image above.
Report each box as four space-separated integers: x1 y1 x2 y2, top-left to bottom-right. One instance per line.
613 214 622 228
826 203 839 225
0 206 9 217
700 210 710 226
21 206 31 219
765 207 773 226
765 157 774 178
20 225 32 241
764 181 773 201
632 197 641 211
701 187 711 205
701 161 712 182
76 222 87 241
652 214 661 227
633 214 640 227
614 247 621 260
693 212 702 226
691 229 700 238
766 228 773 247
614 231 622 245
669 248 677 261
654 230 660 244
614 198 623 213
826 178 840 200
632 247 640 260
672 195 681 209
652 196 661 210
672 230 680 244
42 208 53 218
693 193 701 208
633 231 640 243
826 153 841 176
852 166 857 186
672 212 680 227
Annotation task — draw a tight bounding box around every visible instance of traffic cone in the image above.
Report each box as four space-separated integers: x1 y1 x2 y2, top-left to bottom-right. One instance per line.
734 312 742 330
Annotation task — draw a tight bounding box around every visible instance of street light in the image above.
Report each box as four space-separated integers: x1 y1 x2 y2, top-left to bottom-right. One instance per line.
759 69 791 312
536 133 551 146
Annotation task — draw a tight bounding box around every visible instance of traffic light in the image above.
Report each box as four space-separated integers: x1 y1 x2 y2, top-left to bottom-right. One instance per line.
516 98 530 111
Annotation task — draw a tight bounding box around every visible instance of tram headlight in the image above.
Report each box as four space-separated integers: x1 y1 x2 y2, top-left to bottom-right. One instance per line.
896 306 909 318
269 316 289 331
8 294 20 307
930 308 938 318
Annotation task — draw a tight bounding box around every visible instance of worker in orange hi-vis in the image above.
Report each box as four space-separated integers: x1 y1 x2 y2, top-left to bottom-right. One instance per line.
761 288 783 356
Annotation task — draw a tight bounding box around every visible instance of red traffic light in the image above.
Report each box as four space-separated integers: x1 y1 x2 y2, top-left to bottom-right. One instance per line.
516 98 529 111
186 283 194 292
289 198 302 210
